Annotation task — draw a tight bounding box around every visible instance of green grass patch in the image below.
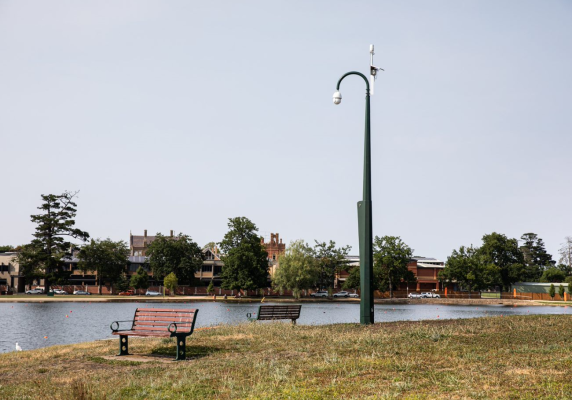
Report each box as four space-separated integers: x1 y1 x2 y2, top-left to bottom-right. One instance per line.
1 316 572 399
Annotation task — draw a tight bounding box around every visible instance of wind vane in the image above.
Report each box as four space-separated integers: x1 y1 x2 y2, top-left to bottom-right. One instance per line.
369 44 384 96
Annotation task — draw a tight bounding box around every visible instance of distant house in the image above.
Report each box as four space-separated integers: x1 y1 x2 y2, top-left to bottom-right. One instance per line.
336 255 446 291
0 252 23 293
406 257 446 291
130 230 175 256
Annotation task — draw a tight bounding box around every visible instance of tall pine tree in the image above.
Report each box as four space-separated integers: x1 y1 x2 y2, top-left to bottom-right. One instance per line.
17 191 89 293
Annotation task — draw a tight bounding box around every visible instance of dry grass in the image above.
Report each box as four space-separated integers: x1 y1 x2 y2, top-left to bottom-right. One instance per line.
2 315 572 399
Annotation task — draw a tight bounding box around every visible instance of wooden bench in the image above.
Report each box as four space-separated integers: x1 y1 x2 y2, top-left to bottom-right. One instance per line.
110 308 198 361
247 305 302 325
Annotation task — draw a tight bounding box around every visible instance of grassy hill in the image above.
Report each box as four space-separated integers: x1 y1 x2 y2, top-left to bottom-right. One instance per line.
1 315 571 399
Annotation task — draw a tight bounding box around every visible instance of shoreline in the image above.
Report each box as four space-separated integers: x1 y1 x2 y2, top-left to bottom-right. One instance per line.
0 295 551 306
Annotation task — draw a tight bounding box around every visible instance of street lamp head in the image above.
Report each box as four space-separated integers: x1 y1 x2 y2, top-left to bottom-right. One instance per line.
333 91 342 105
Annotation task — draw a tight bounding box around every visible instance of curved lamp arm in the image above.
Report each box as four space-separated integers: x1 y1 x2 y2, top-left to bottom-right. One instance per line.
336 71 370 91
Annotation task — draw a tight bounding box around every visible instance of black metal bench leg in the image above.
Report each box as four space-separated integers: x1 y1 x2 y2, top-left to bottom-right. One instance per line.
118 335 129 356
292 319 297 325
175 335 186 361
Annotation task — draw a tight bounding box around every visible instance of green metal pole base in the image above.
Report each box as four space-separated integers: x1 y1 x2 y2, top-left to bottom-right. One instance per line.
175 336 186 361
118 335 129 356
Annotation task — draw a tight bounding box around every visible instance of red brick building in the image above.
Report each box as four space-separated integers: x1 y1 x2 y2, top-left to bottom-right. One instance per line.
403 257 445 291
262 233 286 277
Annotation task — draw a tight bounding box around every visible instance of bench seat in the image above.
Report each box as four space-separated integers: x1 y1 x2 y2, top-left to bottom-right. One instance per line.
247 305 302 324
111 308 198 360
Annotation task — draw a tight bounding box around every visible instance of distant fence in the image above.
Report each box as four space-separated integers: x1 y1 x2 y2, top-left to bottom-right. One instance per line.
25 284 568 301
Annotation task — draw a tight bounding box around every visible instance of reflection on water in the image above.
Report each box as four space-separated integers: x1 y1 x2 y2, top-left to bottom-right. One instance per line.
1 301 570 353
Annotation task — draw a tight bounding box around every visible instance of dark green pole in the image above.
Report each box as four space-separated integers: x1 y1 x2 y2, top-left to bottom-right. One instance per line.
336 71 374 325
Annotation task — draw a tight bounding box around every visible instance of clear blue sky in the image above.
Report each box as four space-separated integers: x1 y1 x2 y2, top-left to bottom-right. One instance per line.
1 0 571 262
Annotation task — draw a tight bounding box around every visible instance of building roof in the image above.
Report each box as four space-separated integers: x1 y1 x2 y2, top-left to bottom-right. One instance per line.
131 235 157 248
417 262 445 269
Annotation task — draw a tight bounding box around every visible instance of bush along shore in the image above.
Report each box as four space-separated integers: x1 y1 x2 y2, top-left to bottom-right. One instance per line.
2 315 572 399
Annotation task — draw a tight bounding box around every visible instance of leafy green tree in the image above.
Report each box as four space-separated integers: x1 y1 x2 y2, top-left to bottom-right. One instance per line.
343 263 385 292
272 240 318 299
569 282 572 299
539 267 566 283
219 217 269 292
164 272 178 295
203 242 217 250
478 232 525 292
549 284 555 300
372 236 414 298
115 273 130 292
14 243 44 287
0 245 13 253
558 284 565 300
146 233 204 284
207 280 215 294
16 191 89 293
77 238 129 294
130 266 150 291
555 263 572 277
442 246 479 296
313 240 351 291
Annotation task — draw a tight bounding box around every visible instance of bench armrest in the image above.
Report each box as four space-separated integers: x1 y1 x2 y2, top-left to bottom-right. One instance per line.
168 322 178 333
110 320 134 332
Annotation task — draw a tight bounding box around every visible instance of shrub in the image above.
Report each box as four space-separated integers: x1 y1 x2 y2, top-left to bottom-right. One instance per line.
549 284 555 300
164 273 178 296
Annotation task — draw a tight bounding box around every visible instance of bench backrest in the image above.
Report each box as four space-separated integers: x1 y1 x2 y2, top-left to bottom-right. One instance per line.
258 305 301 320
132 308 198 335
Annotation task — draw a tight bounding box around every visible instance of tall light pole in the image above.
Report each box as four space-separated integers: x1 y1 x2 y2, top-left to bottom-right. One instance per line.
333 45 382 325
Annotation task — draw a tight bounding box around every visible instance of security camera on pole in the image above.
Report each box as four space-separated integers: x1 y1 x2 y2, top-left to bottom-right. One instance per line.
333 45 383 325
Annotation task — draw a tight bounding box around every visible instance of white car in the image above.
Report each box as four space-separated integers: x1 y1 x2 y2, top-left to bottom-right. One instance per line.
408 293 422 299
52 289 68 295
348 293 359 298
310 291 329 298
421 292 440 298
145 290 162 296
25 289 44 294
333 291 350 298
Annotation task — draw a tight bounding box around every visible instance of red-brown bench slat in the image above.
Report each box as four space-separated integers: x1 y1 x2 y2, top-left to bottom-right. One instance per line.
111 307 199 361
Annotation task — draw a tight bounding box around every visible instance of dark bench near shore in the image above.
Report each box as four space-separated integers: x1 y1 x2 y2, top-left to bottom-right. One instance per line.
247 305 302 325
110 307 198 361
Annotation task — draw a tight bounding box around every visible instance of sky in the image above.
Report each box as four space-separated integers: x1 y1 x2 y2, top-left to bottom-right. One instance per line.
1 0 571 262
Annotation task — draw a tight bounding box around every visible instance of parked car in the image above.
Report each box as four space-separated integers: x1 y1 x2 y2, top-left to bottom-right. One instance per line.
52 289 67 295
118 289 136 296
333 291 350 298
408 292 422 299
348 293 359 298
73 290 91 295
25 289 44 294
421 292 440 298
145 290 162 296
311 290 329 298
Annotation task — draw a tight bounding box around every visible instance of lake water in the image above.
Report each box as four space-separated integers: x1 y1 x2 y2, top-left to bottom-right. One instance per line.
1 301 571 353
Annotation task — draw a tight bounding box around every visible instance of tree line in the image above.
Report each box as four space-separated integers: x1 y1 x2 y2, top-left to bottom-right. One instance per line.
440 232 572 293
4 192 572 297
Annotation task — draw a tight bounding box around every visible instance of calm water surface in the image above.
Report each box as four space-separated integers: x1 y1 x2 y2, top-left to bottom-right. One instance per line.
1 301 570 353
